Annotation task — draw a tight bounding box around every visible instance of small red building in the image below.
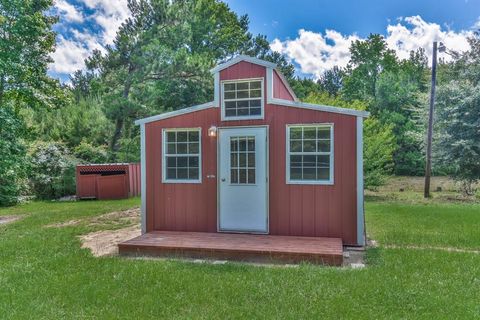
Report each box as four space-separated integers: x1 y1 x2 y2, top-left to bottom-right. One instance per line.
134 56 369 247
76 163 141 200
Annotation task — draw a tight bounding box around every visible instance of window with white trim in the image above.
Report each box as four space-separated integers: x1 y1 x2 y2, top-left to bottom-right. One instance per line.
163 129 201 182
287 125 333 184
222 79 263 119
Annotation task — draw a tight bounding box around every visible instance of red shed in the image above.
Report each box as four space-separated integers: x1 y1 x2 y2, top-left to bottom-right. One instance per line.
127 55 369 261
76 163 141 200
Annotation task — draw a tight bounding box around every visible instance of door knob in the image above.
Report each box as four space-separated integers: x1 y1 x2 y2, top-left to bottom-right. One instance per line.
221 178 226 182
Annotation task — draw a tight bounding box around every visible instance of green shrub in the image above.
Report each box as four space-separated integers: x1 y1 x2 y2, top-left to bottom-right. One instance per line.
0 106 29 206
29 142 79 199
74 141 109 164
364 118 395 188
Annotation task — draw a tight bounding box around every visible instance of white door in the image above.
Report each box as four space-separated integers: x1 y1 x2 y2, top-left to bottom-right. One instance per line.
218 127 268 233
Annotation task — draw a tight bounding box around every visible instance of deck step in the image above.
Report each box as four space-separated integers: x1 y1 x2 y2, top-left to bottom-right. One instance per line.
118 231 343 265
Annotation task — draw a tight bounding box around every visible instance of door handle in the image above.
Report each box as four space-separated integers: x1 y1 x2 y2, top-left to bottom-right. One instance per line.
221 178 226 182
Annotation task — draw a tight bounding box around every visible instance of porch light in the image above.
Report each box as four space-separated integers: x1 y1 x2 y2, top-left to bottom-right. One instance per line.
208 126 217 137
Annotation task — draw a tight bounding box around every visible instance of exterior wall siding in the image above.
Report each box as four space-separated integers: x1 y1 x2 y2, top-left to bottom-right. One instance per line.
144 62 358 245
273 70 295 101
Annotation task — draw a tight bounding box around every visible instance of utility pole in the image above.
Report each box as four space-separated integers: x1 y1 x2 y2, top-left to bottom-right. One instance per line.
424 41 438 198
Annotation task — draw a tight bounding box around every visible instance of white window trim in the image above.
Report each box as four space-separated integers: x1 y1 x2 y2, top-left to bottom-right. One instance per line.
221 77 264 121
286 123 334 185
162 127 202 184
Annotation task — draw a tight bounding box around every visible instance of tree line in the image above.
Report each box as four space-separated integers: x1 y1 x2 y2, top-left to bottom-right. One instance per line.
1 0 479 205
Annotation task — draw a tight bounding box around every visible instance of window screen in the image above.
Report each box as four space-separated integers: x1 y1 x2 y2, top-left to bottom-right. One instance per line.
288 125 332 183
164 129 200 181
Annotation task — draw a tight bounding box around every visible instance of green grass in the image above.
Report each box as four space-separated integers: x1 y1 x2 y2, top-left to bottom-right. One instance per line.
367 202 480 249
1 198 480 319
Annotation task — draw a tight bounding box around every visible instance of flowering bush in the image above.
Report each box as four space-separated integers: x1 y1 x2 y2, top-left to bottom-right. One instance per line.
29 142 79 199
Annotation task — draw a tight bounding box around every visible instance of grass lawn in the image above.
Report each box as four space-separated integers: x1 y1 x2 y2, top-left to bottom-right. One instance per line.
1 196 479 319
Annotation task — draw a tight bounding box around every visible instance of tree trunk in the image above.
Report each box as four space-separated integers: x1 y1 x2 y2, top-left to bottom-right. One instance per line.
109 72 133 156
110 118 125 155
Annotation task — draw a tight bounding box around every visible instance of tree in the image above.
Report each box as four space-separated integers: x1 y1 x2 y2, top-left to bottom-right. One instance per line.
342 34 398 102
436 81 480 194
0 0 63 110
435 35 480 194
318 66 344 96
290 77 321 100
342 35 428 175
0 106 28 205
84 0 295 160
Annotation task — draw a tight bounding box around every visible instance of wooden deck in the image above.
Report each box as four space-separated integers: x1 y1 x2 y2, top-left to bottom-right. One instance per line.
118 231 343 265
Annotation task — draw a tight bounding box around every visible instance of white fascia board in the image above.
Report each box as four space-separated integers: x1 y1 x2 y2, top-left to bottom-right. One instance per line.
134 102 215 125
271 98 370 118
210 55 277 74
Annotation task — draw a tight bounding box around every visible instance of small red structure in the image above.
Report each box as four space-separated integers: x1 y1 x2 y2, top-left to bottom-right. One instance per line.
120 56 370 265
76 163 140 200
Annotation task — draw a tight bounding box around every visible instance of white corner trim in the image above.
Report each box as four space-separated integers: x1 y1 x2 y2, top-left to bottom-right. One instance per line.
271 98 370 118
134 102 215 125
266 67 273 104
356 116 365 246
210 55 277 74
274 69 299 102
140 123 146 234
213 72 220 107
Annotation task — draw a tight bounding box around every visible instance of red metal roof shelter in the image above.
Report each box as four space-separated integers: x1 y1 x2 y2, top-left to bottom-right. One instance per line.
76 163 140 200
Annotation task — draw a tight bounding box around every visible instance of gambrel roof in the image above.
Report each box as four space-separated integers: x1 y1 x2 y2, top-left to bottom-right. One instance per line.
135 55 369 125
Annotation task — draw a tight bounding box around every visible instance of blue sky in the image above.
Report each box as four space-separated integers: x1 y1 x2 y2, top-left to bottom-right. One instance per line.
50 0 480 82
225 0 480 40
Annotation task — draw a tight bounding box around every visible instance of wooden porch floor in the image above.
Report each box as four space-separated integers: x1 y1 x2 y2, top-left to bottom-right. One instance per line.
118 231 343 265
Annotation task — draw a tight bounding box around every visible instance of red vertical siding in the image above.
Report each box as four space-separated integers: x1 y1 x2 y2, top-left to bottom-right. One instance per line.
144 62 359 245
273 70 295 101
76 164 140 199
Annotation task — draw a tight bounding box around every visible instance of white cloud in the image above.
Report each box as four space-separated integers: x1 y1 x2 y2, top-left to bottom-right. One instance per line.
81 0 130 44
55 0 84 23
271 16 474 79
385 16 471 61
50 35 91 73
49 0 130 77
271 29 359 79
50 30 106 74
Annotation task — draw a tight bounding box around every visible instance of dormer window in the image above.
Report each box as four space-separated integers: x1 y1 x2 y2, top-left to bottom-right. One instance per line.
222 78 264 120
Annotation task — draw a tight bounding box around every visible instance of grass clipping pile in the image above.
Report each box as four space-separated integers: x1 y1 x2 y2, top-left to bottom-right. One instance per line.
47 208 141 257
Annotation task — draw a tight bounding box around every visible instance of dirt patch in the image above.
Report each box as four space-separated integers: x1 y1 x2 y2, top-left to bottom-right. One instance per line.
89 208 140 227
80 225 141 257
44 207 140 229
0 215 22 225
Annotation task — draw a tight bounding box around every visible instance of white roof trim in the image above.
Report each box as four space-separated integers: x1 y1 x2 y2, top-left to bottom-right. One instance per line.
271 98 370 118
210 55 277 73
274 69 299 102
134 102 215 125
